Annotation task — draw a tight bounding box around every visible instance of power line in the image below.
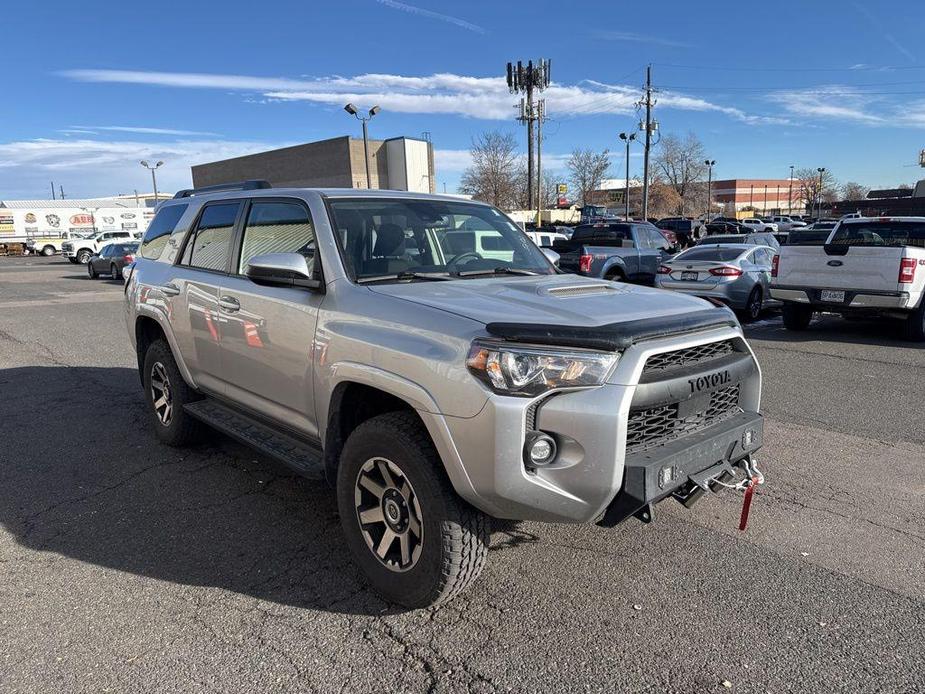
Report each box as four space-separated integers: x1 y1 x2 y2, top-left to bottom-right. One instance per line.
654 62 925 72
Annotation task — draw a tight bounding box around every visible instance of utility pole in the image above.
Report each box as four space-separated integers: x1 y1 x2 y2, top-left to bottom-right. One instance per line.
816 167 826 219
619 132 637 219
637 65 658 220
788 165 794 215
507 59 550 221
535 99 545 226
50 182 56 200
704 159 716 220
59 185 65 200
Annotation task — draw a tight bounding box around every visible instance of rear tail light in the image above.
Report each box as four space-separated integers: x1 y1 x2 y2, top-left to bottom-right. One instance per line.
657 265 672 274
899 257 916 283
709 266 743 277
123 254 135 263
771 254 780 277
579 254 593 273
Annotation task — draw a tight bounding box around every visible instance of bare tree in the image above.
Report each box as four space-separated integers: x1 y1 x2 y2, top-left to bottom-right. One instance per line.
841 181 870 201
541 171 562 209
795 167 838 213
654 132 708 215
459 131 521 209
567 149 611 206
647 180 682 219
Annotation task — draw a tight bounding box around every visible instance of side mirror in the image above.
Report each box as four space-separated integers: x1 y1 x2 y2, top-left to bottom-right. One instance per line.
245 252 323 290
541 247 560 266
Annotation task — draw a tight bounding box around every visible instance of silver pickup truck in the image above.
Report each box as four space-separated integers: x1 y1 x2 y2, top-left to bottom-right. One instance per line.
125 182 765 607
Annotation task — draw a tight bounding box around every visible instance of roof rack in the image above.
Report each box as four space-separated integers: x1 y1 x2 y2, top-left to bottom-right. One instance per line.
173 180 272 199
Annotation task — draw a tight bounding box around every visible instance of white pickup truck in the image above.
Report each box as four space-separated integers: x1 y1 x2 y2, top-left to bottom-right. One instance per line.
770 217 925 340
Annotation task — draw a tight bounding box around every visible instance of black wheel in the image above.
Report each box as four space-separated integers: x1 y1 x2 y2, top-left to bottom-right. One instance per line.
142 340 202 446
110 264 120 280
902 300 925 342
741 287 763 322
337 411 489 608
87 262 97 279
605 270 625 283
76 249 91 264
782 303 813 330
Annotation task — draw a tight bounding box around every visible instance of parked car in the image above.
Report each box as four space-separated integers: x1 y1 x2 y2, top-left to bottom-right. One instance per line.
656 244 778 320
697 232 780 252
705 221 750 235
126 183 765 606
656 218 706 246
87 242 138 279
552 222 676 283
740 218 779 233
787 221 838 246
771 217 925 340
62 230 135 264
768 215 806 231
524 230 569 248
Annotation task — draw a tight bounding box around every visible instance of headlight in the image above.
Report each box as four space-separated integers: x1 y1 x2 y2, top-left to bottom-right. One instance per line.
466 340 618 396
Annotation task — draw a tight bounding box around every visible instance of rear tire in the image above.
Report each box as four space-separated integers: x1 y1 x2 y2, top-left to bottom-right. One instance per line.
336 411 489 608
902 300 925 342
142 340 202 446
741 287 763 322
782 303 813 330
605 270 626 283
42 245 55 256
110 264 120 280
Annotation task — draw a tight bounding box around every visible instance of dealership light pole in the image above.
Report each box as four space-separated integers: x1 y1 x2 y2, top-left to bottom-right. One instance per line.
139 160 163 202
345 103 380 189
619 132 636 219
704 159 715 221
816 167 826 220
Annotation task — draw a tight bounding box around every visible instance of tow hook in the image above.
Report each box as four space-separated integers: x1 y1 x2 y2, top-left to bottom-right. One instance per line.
673 455 766 530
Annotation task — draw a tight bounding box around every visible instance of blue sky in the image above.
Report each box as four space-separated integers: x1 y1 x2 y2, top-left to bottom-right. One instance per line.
2 0 925 199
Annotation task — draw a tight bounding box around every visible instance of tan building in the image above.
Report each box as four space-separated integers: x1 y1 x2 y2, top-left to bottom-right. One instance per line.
712 179 801 214
192 136 435 193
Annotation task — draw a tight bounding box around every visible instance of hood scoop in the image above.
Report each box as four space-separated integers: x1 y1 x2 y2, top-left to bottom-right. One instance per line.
545 283 620 298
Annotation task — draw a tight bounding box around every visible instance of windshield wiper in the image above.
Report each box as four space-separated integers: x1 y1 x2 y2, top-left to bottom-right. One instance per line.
357 271 452 284
454 267 541 278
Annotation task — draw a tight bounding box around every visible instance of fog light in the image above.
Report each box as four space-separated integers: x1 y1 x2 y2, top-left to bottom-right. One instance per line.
524 432 557 466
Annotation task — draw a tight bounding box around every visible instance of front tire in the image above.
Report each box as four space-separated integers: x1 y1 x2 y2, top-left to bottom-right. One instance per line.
76 249 91 264
337 411 489 608
782 303 813 330
142 340 202 446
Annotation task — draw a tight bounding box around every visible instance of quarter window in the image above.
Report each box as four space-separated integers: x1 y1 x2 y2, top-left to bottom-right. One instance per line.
182 202 240 272
141 204 187 260
238 201 316 274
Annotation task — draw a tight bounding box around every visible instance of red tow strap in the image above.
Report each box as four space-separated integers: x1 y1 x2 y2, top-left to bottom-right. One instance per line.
738 476 759 531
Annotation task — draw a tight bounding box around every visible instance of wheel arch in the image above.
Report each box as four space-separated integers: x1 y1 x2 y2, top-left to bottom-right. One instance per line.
134 313 196 389
601 258 627 279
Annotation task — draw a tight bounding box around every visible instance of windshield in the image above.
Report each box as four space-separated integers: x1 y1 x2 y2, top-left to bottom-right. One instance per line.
828 221 925 248
328 198 554 282
676 247 746 262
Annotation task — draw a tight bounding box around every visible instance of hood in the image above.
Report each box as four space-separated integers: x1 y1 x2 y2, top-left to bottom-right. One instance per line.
368 274 714 327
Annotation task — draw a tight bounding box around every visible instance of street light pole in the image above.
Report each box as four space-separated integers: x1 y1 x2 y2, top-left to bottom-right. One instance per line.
139 160 164 202
345 103 381 189
704 159 715 221
788 165 794 215
619 132 636 219
816 167 826 220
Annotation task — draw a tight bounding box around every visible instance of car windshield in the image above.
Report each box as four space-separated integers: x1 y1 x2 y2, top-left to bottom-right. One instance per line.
675 247 745 262
827 221 925 248
328 198 554 282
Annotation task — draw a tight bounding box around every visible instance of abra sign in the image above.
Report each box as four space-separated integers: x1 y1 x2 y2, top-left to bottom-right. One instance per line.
688 370 731 395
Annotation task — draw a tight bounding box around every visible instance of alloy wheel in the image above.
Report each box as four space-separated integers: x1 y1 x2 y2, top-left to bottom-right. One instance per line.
354 457 424 572
150 362 173 426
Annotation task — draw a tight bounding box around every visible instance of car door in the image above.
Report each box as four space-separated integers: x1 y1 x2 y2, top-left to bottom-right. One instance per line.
166 200 243 395
750 247 773 297
217 198 325 439
92 244 111 271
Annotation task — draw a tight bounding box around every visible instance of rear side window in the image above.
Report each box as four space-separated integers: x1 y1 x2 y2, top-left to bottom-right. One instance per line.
141 204 187 260
828 222 925 249
182 202 240 272
238 201 316 274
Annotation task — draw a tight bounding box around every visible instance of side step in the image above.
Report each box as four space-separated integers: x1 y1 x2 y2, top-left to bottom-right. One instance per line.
185 399 324 479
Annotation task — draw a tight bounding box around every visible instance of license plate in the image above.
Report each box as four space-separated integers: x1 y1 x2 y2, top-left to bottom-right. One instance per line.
820 290 845 303
681 271 698 281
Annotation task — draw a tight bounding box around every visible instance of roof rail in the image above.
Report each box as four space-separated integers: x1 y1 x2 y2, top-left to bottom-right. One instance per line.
173 180 272 199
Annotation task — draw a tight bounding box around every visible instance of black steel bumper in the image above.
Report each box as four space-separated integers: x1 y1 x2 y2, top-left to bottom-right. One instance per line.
598 411 763 527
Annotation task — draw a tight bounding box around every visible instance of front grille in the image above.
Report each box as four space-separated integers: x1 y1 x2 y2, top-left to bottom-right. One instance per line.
625 384 742 454
643 340 735 376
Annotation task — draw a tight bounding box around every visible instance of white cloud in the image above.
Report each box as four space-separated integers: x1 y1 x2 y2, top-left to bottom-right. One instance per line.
71 125 219 136
376 0 485 34
0 138 290 199
766 85 884 124
592 30 692 49
62 68 784 124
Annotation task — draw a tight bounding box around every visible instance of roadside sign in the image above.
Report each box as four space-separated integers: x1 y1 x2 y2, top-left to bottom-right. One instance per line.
557 183 568 195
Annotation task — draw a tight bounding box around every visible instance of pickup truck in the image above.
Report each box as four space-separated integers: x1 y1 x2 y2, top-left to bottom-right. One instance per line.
126 182 765 607
770 217 925 340
552 222 676 284
62 230 137 264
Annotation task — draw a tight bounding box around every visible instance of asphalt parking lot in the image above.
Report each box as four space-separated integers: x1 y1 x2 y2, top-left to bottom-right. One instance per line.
1 256 922 694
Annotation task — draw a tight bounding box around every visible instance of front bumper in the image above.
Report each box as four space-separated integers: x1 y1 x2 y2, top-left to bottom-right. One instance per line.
771 285 916 310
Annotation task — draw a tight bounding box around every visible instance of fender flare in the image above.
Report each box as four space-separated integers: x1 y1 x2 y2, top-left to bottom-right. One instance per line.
600 257 628 279
134 304 197 389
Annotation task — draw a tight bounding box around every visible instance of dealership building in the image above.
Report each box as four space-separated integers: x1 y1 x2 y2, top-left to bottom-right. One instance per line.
711 178 800 214
192 136 436 193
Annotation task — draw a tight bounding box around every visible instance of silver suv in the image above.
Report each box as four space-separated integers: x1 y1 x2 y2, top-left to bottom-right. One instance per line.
125 181 765 607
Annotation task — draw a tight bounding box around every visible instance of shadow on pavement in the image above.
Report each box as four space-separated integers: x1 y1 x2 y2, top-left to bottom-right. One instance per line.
0 365 400 616
746 313 924 349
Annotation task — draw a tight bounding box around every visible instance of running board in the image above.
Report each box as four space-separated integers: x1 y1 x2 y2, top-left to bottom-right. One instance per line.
184 400 324 479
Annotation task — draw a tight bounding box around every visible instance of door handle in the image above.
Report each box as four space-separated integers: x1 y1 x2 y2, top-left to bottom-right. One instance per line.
219 296 241 312
158 283 180 297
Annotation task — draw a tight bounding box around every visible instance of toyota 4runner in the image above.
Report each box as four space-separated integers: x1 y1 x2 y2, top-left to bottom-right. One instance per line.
125 181 766 607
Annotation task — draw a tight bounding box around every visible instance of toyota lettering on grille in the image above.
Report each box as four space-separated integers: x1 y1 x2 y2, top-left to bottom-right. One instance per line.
688 370 731 394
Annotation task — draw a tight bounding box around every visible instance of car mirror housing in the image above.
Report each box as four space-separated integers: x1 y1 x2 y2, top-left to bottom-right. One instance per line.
540 247 560 266
245 252 323 290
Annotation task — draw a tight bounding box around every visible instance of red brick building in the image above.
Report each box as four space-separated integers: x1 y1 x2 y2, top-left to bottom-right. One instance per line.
712 179 802 215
